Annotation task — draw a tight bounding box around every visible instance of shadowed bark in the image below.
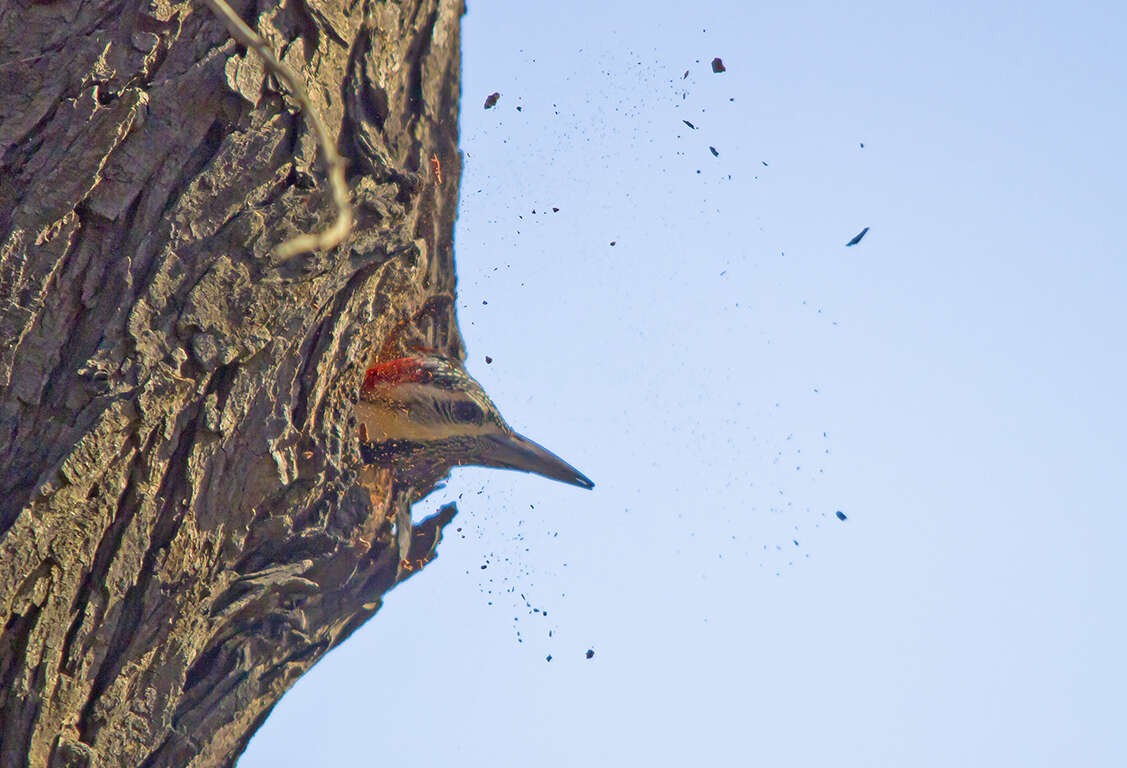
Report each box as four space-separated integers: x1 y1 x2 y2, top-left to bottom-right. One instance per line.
0 0 465 764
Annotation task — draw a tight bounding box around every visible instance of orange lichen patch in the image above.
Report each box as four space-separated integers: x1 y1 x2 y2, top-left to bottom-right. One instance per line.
430 152 442 186
398 554 436 575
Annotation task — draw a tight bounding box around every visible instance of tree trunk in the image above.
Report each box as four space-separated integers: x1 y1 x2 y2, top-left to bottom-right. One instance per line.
0 0 464 765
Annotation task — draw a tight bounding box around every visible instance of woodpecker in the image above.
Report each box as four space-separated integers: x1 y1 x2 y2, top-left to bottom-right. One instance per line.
356 356 594 490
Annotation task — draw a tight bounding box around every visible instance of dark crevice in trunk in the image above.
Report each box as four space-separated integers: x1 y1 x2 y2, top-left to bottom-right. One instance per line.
77 408 201 743
59 443 141 676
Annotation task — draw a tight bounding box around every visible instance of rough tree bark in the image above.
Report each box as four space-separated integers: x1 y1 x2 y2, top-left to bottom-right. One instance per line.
0 0 465 765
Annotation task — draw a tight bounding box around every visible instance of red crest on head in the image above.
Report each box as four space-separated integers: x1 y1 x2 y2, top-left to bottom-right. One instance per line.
362 357 431 393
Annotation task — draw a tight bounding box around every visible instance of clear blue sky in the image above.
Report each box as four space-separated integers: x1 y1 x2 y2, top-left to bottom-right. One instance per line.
242 1 1126 765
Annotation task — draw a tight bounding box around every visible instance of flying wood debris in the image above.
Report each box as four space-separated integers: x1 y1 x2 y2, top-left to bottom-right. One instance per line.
711 57 726 73
683 120 696 129
709 146 719 157
484 92 500 109
845 227 870 247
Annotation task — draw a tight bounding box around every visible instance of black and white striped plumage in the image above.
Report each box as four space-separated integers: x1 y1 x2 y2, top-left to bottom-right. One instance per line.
357 356 594 490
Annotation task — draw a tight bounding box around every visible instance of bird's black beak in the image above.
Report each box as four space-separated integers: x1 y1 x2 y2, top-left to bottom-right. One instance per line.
476 432 594 490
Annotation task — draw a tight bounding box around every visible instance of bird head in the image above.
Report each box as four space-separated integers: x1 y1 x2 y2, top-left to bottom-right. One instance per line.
356 356 594 490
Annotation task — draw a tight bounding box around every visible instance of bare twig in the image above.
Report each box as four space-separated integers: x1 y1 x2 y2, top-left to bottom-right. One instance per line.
200 0 352 258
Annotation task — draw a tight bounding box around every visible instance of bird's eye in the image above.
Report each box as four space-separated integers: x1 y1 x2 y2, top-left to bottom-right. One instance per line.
452 401 484 423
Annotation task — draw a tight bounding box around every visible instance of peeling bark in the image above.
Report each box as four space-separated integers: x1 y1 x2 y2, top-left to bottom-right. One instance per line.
0 0 465 765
